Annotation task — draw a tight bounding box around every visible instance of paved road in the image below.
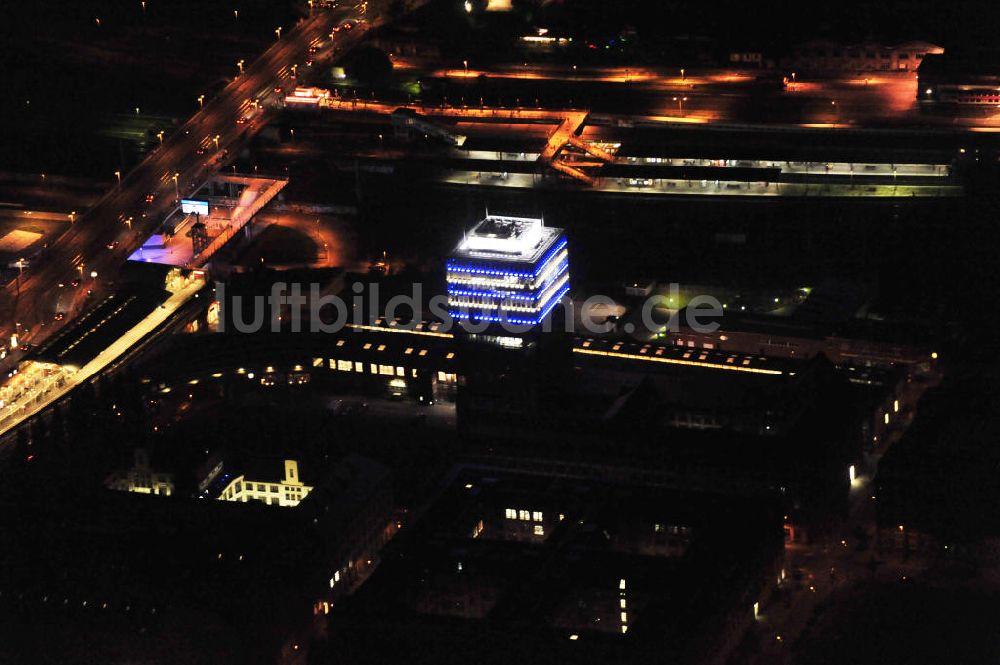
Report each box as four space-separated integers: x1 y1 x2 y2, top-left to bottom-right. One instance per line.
0 5 368 372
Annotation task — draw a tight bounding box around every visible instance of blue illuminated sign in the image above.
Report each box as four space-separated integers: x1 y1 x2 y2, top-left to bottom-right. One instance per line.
181 199 210 216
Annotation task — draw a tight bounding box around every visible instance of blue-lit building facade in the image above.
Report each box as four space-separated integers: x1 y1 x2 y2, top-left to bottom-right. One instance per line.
446 215 569 327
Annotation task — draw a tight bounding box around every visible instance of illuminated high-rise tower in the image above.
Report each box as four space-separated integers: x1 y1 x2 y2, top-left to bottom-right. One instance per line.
446 215 569 328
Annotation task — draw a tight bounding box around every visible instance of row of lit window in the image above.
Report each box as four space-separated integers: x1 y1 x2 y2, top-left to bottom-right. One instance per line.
620 577 628 634
221 481 305 501
448 297 544 314
449 272 568 315
653 524 691 535
324 358 413 377
315 357 459 385
313 346 455 363
505 508 543 522
573 347 783 376
446 273 533 287
532 251 569 289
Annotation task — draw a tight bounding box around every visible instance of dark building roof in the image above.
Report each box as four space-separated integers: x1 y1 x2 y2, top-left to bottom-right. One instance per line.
876 365 1000 541
918 52 1000 81
0 453 390 664
35 285 171 367
328 465 783 665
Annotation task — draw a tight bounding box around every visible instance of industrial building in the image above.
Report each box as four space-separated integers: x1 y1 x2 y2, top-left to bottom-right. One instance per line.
325 464 784 665
785 40 943 73
917 52 1000 104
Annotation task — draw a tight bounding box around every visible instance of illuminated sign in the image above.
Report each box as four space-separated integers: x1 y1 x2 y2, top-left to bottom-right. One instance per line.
181 199 209 216
285 87 330 105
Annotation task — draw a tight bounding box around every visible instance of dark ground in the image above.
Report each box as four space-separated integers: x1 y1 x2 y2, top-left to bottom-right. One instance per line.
797 581 1000 665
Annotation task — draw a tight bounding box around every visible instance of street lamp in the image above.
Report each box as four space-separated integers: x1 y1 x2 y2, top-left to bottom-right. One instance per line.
114 170 121 187
680 68 685 81
463 59 468 75
237 59 245 75
197 94 205 109
213 134 220 150
275 26 282 39
673 96 687 115
234 9 238 20
172 173 180 200
157 130 164 145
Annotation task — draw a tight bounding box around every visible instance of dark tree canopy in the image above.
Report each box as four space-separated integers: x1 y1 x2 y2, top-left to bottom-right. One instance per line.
345 46 393 83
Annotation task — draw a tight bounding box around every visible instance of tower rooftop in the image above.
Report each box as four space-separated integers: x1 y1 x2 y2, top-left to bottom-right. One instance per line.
452 215 563 264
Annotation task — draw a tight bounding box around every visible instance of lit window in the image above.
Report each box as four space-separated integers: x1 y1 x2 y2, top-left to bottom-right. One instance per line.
619 579 626 590
518 510 530 521
377 344 386 351
533 525 544 536
312 357 324 367
418 349 428 356
396 366 405 376
336 340 345 347
354 362 363 373
446 352 455 359
404 347 414 355
379 364 394 376
532 511 543 522
337 360 352 371
620 598 626 609
363 343 372 350
505 508 517 519
620 612 627 623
